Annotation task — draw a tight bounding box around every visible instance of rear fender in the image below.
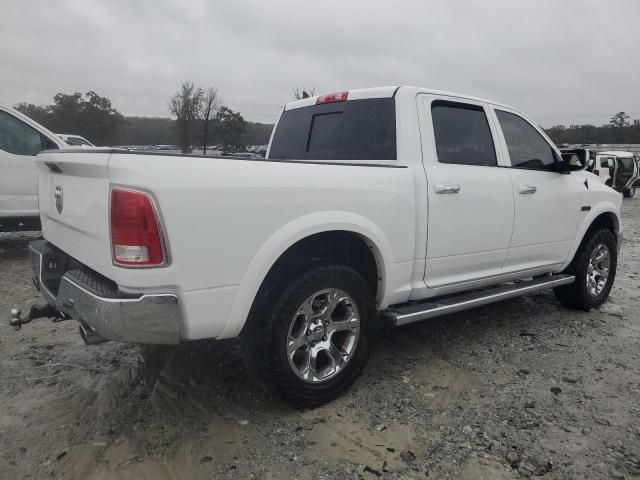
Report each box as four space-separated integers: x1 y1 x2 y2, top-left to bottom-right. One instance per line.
218 211 394 339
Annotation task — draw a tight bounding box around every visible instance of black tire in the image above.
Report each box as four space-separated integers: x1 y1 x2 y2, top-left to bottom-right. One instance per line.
623 187 636 198
554 228 617 311
250 263 375 407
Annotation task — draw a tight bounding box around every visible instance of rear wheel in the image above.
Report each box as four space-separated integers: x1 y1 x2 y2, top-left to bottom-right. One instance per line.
623 187 636 198
554 228 617 310
254 263 375 407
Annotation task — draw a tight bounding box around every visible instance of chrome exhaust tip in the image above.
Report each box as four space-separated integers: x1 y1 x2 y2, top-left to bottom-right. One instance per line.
79 321 107 345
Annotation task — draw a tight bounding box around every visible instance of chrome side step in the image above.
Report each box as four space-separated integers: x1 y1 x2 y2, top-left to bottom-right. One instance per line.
383 274 575 327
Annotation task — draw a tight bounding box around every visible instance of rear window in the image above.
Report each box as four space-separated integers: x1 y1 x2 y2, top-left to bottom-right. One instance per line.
268 98 396 161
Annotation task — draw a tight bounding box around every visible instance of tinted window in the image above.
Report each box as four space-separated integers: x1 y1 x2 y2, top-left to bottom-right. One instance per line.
308 113 343 154
431 101 497 166
616 157 635 184
269 98 396 160
496 110 556 171
618 158 634 171
0 110 55 155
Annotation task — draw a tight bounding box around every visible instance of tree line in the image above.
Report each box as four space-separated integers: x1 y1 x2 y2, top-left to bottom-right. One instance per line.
15 87 274 149
110 116 273 147
544 112 640 145
16 92 124 146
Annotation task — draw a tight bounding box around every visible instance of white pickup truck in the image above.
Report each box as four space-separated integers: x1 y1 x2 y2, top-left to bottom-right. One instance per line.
14 86 623 406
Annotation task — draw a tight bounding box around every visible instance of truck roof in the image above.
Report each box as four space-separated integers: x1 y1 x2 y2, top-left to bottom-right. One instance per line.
284 85 524 115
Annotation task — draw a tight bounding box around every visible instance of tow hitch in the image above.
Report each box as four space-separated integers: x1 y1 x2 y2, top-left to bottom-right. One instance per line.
9 304 66 330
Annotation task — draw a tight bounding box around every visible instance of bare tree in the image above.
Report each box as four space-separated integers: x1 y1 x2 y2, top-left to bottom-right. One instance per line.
293 86 315 100
199 87 220 155
168 81 203 153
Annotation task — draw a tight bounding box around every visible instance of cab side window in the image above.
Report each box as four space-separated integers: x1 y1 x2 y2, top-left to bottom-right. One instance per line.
0 110 57 156
496 110 556 171
431 101 497 167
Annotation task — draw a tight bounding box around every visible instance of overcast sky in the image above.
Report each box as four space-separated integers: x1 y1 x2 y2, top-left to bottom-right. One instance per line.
1 0 638 126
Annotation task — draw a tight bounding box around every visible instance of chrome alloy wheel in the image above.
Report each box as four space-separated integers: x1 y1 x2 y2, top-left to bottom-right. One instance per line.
586 243 610 297
286 288 361 384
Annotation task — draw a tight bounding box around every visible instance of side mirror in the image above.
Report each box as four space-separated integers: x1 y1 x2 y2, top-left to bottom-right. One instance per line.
558 148 588 173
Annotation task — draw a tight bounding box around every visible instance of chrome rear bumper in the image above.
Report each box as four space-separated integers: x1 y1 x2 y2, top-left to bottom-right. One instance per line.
29 240 181 344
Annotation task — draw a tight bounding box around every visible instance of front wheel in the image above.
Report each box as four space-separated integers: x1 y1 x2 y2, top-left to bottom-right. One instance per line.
623 187 636 198
256 264 375 407
554 228 617 310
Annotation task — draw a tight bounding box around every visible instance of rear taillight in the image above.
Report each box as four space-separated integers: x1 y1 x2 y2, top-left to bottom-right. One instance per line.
110 188 167 267
316 91 348 104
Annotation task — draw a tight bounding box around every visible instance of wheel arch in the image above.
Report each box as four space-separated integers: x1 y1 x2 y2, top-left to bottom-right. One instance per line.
560 206 621 271
219 211 394 339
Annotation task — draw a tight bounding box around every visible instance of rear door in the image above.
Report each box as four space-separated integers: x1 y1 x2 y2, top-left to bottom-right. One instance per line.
491 107 582 271
595 155 614 185
418 95 514 287
0 108 60 218
615 156 637 188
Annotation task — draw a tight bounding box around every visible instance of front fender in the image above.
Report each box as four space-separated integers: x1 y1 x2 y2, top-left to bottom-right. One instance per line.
559 201 622 271
218 211 395 339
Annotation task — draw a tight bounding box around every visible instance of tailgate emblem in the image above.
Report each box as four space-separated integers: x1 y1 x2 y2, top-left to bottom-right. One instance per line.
54 186 63 214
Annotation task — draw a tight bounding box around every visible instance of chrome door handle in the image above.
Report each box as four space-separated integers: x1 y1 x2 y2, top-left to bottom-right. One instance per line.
434 183 460 194
518 185 537 194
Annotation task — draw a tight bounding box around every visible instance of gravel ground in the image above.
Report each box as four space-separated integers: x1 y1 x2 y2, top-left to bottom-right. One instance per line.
1 199 639 480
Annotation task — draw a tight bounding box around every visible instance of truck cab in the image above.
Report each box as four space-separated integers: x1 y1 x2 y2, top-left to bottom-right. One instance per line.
0 103 66 230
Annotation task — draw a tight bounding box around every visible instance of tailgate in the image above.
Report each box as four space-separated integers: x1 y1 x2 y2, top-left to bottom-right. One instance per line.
37 150 112 275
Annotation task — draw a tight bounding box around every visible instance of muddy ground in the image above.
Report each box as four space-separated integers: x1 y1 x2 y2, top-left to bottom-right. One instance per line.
1 199 639 480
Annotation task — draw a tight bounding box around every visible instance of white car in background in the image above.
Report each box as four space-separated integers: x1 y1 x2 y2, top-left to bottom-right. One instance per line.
57 133 95 147
587 150 640 198
0 103 66 230
587 151 639 198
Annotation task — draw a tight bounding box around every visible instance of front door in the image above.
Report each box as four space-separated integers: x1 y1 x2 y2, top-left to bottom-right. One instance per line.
419 96 514 288
491 108 582 271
